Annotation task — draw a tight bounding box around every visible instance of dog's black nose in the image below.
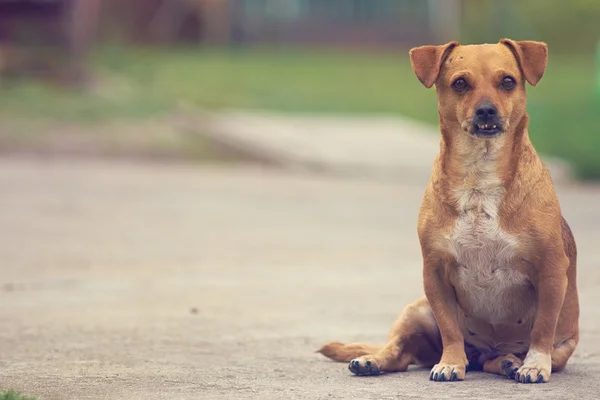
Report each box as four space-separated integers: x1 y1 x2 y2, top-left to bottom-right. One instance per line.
475 103 498 120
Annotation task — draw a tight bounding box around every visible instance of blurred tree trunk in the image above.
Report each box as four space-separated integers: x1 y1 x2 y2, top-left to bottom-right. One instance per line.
97 0 232 45
200 0 231 44
147 0 231 45
64 0 100 85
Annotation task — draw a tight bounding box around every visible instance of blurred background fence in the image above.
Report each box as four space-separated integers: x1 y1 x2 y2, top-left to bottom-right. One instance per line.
0 0 599 177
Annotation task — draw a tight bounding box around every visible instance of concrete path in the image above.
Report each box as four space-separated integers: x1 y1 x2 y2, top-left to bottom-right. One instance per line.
0 157 599 400
196 111 573 184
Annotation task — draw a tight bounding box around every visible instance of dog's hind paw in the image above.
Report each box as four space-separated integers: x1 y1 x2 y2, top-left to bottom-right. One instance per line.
348 357 381 376
500 359 520 379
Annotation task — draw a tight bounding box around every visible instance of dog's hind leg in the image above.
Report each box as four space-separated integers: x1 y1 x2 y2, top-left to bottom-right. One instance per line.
551 336 578 372
319 297 443 376
348 297 442 375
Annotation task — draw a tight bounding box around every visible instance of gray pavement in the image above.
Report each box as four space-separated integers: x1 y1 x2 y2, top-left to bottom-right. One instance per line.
1 156 600 399
196 111 574 185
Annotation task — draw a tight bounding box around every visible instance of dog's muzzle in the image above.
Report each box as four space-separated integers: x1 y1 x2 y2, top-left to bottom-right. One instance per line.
471 102 504 138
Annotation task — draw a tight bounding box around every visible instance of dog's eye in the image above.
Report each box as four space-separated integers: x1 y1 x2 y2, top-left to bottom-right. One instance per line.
501 76 516 90
452 78 468 92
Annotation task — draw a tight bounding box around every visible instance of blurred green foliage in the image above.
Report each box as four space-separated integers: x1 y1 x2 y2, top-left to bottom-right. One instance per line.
461 0 600 53
2 0 599 177
2 46 598 178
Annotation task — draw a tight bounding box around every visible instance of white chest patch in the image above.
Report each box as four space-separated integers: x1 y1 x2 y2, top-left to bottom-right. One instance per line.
445 142 532 323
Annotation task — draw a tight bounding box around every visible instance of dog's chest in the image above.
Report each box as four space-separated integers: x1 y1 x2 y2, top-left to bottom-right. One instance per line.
447 181 533 323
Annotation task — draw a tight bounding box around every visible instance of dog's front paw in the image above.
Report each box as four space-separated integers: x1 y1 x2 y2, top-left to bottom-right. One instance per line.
429 363 466 382
515 350 551 383
515 365 550 383
348 357 381 376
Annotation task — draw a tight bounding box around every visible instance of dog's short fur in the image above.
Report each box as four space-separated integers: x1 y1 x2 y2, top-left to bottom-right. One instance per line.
318 39 579 384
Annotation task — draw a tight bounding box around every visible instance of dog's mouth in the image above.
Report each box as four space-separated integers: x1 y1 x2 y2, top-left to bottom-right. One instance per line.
471 122 503 138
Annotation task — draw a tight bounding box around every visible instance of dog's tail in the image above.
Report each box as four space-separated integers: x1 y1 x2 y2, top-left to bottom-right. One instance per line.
316 341 383 362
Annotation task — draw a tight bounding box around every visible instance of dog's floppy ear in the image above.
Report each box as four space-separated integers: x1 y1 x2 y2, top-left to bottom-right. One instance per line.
500 39 548 86
409 41 459 88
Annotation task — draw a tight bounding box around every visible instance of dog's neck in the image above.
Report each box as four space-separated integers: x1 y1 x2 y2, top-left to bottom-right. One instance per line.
436 115 530 205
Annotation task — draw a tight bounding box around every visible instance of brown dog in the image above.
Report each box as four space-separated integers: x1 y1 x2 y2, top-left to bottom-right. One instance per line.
318 39 579 384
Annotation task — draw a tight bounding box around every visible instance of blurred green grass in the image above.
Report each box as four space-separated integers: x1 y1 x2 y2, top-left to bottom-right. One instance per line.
0 46 598 178
0 391 37 400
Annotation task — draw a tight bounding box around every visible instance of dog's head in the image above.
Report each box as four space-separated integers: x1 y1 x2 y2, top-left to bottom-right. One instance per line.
409 39 547 139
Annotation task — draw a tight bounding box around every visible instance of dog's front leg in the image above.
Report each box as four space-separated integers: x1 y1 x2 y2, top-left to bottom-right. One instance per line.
423 255 468 382
516 251 569 384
